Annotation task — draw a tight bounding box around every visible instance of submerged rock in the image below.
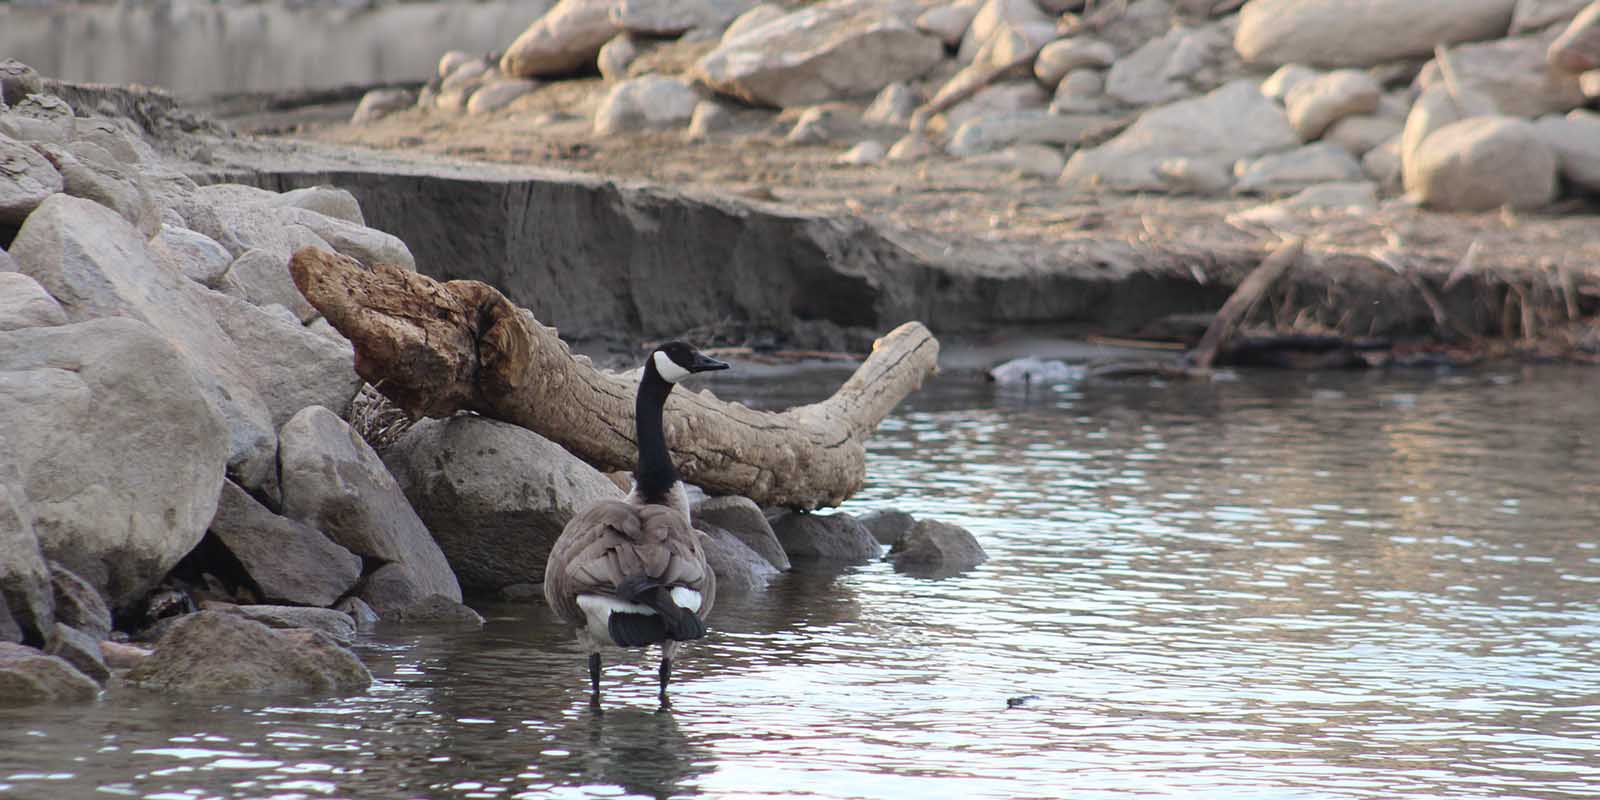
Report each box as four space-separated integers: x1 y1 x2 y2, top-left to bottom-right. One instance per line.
220 604 358 645
384 594 484 627
989 356 1083 386
857 509 917 547
126 611 370 694
0 642 99 705
888 519 988 575
770 511 881 563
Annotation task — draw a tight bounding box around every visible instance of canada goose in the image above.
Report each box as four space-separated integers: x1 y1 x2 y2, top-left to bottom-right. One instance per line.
544 341 729 706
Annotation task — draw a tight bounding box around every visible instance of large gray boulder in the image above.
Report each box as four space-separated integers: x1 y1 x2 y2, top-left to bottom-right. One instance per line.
500 0 622 78
126 611 370 694
696 0 945 108
1061 81 1299 191
195 289 363 427
35 141 161 237
0 642 99 705
692 495 789 570
383 415 621 592
1533 109 1600 191
0 443 51 643
9 194 280 489
770 511 881 563
279 406 461 612
959 0 1055 68
0 272 66 331
0 131 62 224
857 509 917 547
1405 116 1559 211
1104 27 1207 107
1416 35 1588 118
0 318 229 608
1235 0 1517 67
209 481 363 608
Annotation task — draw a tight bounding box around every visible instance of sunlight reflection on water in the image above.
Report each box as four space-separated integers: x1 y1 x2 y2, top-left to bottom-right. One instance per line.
2 367 1598 800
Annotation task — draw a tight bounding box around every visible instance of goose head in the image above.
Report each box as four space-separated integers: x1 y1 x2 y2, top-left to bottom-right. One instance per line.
648 341 730 384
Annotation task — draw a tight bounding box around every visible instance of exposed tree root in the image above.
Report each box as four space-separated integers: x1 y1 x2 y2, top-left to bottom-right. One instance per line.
289 247 939 510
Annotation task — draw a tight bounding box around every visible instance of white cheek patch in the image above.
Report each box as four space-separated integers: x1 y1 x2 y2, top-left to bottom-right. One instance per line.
653 350 691 383
669 587 702 612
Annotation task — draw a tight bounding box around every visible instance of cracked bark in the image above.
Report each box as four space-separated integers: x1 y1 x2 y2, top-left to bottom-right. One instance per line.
290 247 940 510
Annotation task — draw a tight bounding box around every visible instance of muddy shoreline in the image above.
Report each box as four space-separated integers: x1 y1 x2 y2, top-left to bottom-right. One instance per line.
197 104 1600 361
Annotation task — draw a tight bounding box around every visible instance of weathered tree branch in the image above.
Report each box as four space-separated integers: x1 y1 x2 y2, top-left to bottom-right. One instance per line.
289 247 939 510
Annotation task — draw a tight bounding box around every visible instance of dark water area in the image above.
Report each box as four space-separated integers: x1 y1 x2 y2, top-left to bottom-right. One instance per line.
3 365 1598 800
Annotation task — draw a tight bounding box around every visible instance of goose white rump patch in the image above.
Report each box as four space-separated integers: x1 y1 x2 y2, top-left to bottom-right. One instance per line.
670 587 702 612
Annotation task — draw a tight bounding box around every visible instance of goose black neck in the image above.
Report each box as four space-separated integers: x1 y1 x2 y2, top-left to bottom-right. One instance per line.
633 366 678 504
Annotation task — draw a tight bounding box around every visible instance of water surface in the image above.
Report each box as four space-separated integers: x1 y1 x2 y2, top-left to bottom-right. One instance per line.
4 366 1598 800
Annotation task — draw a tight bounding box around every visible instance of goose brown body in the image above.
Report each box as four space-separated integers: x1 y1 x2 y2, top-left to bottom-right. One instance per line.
543 499 717 636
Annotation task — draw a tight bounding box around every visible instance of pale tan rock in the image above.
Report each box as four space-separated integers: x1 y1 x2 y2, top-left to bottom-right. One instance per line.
1236 0 1517 67
1512 0 1592 34
916 2 980 47
1419 35 1587 117
1548 1 1600 72
1406 116 1558 211
467 79 538 115
1260 64 1320 102
1034 37 1117 89
500 0 622 78
696 1 944 108
1400 83 1499 186
1324 114 1404 156
1532 108 1600 191
1285 69 1381 140
837 140 887 165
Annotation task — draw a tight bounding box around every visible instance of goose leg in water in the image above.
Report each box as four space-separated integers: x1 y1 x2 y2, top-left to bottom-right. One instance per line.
589 652 602 704
658 657 672 706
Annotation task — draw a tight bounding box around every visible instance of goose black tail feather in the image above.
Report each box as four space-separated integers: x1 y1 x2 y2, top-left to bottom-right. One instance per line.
614 575 707 643
608 612 668 647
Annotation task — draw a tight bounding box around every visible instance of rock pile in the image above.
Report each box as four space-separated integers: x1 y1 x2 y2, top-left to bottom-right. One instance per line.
0 61 492 703
372 0 1600 212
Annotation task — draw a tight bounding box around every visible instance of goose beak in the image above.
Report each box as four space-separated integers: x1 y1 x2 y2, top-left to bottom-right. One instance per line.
690 352 731 373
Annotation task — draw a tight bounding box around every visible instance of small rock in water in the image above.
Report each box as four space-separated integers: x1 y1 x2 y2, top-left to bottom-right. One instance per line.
888 519 988 576
857 509 917 547
1006 694 1040 709
988 356 1083 387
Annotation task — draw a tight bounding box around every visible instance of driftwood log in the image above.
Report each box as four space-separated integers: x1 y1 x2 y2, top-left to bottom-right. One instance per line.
289 247 940 510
